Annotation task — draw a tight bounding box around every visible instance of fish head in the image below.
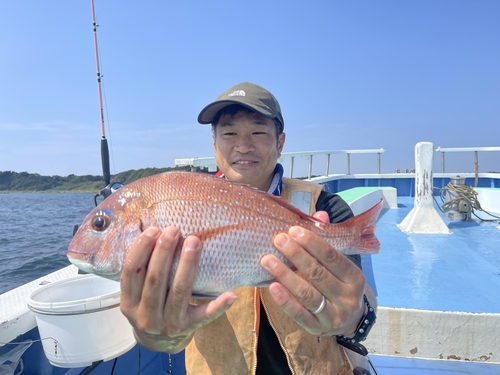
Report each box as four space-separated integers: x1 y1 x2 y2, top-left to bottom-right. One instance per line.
67 187 147 280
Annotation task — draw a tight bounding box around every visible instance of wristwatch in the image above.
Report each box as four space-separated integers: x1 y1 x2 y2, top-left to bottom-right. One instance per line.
335 295 376 356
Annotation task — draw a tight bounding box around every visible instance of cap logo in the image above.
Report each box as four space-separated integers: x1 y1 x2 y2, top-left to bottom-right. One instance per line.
227 90 245 97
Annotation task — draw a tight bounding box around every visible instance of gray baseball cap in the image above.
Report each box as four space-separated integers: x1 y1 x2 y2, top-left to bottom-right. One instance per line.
197 82 284 132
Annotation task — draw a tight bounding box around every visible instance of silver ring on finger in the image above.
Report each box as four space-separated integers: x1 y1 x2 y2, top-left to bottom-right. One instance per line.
311 295 326 315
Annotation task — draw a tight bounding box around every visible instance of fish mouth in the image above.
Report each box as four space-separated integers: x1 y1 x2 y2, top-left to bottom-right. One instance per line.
67 255 96 274
67 251 121 281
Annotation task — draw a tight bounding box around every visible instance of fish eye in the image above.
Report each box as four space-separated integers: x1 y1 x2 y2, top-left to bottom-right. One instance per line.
93 216 106 229
92 210 111 232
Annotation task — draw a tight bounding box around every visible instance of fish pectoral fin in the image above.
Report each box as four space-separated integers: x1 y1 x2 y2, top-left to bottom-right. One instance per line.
139 209 152 232
190 225 244 242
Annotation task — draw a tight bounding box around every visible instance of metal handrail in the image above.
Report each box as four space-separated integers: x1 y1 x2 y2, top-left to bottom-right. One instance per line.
174 157 217 172
435 146 500 173
435 146 500 186
175 148 386 179
279 149 385 179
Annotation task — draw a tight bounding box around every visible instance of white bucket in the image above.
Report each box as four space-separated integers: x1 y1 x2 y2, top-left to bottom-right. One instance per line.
27 274 136 368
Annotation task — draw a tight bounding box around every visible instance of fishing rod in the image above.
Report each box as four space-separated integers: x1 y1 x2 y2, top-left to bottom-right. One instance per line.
90 0 122 205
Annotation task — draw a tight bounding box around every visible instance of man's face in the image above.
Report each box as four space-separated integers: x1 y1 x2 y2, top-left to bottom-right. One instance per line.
213 110 285 191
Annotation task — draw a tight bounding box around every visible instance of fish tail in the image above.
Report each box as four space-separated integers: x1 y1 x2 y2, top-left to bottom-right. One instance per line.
356 224 380 253
342 199 383 254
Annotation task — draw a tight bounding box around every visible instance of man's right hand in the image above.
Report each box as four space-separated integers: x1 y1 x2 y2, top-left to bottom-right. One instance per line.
120 226 238 353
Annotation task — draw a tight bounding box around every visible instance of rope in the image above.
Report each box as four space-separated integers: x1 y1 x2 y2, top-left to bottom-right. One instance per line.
435 183 500 221
439 183 480 212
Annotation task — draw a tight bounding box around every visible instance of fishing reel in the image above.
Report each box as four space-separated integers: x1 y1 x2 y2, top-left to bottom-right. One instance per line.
94 181 124 206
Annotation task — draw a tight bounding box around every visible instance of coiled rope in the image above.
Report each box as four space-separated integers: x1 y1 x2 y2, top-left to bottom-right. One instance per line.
434 183 500 221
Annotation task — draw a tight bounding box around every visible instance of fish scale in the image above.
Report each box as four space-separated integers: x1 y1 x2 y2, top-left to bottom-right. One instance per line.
67 171 382 296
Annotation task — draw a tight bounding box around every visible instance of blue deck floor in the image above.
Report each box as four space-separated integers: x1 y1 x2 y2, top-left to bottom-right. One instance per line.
370 197 500 313
370 354 500 374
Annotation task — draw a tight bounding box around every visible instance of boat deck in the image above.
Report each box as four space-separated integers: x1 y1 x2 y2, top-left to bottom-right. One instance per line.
362 195 500 373
372 196 500 313
370 354 500 374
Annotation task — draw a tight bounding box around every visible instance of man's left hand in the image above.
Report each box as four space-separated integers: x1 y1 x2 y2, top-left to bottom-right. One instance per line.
260 211 370 337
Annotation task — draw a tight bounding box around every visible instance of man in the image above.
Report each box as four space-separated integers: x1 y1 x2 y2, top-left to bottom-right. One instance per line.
120 82 377 374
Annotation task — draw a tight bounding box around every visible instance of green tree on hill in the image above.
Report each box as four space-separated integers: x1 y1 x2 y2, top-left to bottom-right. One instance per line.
0 166 194 192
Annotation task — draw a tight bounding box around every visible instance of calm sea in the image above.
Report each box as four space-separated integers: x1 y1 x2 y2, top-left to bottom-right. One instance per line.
0 192 97 295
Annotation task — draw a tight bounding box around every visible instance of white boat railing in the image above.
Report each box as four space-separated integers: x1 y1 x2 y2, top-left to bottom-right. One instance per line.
435 146 500 173
280 149 385 179
175 157 218 171
435 146 500 186
175 148 386 180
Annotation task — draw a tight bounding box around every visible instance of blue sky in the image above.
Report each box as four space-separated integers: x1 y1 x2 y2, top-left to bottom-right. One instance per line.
1 0 498 177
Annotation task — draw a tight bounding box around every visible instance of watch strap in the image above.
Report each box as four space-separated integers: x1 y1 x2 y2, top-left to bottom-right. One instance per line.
335 295 376 356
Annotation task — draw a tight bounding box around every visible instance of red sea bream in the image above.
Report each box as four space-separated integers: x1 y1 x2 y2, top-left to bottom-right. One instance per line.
67 171 382 296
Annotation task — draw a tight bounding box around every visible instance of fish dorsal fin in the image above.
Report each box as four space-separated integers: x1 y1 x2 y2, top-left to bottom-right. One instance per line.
259 190 326 227
230 182 325 227
213 175 326 227
165 172 326 228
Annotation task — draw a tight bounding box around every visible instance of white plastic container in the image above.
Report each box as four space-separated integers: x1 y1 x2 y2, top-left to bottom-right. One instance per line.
27 274 136 368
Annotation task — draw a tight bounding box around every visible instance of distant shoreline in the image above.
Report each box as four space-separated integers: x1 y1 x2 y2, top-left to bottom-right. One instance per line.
0 166 189 193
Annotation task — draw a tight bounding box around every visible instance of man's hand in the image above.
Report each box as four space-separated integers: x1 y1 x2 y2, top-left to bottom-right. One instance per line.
120 226 237 353
260 211 375 337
